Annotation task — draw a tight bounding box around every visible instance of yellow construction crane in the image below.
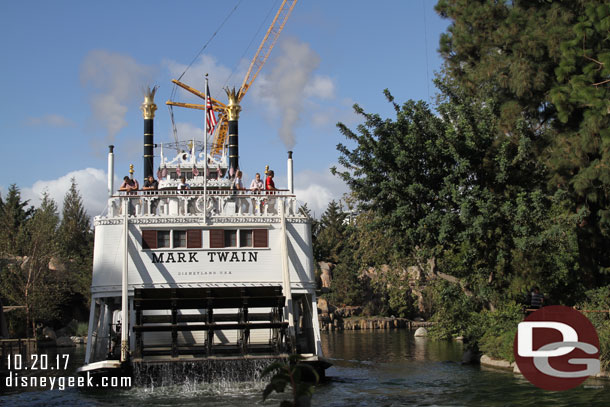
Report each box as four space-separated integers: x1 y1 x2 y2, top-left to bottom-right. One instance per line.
166 0 298 158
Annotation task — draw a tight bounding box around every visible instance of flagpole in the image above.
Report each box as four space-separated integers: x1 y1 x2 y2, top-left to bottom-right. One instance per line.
204 74 209 224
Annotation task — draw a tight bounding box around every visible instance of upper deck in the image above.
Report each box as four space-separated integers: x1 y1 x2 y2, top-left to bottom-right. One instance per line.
91 189 314 296
96 188 305 226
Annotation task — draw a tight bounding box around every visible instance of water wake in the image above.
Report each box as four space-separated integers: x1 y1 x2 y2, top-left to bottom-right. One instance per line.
132 358 284 392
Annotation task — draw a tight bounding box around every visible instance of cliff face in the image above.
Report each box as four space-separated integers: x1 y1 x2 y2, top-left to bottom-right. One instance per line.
316 260 432 318
316 298 434 331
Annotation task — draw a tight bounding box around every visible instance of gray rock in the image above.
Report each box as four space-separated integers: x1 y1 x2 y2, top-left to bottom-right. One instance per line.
480 354 511 369
70 336 85 345
414 327 428 337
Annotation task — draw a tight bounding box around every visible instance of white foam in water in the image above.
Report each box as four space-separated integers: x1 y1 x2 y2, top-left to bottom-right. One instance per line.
131 358 282 396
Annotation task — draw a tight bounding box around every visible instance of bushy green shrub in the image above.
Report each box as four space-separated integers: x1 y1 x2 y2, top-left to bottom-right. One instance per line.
428 280 478 341
474 302 523 362
578 286 610 371
429 279 522 361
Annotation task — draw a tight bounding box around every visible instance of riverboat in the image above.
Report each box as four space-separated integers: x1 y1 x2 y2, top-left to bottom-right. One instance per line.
77 84 329 382
77 1 330 381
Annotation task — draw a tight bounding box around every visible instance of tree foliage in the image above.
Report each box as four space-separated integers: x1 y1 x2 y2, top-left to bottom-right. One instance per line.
315 200 348 263
0 192 66 335
0 184 34 256
58 178 93 307
333 90 583 306
434 0 610 292
0 182 94 336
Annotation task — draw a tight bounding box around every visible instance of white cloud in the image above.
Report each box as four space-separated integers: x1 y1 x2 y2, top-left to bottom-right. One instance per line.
22 168 110 218
80 50 155 142
25 114 75 128
292 165 349 217
172 122 205 143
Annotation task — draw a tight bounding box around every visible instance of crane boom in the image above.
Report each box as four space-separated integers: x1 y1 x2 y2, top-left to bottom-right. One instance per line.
237 0 298 101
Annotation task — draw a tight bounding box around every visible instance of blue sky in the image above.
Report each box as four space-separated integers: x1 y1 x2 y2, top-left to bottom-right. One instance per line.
0 1 450 217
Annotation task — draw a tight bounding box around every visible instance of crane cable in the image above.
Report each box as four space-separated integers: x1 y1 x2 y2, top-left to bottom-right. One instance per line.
169 0 244 145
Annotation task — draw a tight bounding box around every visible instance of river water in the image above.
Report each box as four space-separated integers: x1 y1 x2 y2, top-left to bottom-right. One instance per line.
1 330 608 406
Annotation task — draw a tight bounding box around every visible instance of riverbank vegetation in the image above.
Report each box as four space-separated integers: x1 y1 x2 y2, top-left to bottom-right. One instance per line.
0 180 92 337
316 1 610 368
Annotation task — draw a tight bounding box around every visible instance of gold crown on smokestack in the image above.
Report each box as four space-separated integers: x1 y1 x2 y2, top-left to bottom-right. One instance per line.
225 87 242 121
141 85 159 119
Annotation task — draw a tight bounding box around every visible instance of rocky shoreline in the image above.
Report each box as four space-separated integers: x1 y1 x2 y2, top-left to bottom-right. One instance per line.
317 299 434 331
478 354 610 379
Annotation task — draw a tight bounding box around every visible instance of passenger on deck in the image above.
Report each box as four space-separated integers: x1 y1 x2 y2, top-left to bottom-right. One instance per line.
250 172 264 192
232 170 245 190
178 176 190 190
119 176 139 192
265 170 277 191
142 175 158 191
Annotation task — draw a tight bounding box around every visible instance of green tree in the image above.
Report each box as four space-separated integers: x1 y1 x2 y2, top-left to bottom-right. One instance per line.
57 179 93 312
58 178 92 259
0 184 34 256
434 0 610 294
548 2 610 284
334 90 579 308
0 192 64 335
315 200 347 263
435 0 581 132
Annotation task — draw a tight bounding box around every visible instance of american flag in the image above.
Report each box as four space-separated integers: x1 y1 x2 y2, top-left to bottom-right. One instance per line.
206 86 217 136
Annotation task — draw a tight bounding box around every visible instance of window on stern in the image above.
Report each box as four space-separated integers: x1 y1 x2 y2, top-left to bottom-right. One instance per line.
224 230 237 247
187 229 202 248
240 230 253 247
253 229 268 248
157 230 170 248
142 230 157 249
173 230 187 248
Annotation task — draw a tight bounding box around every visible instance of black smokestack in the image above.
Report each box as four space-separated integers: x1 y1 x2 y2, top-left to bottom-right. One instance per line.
228 120 238 175
144 118 154 179
225 87 242 177
141 86 158 180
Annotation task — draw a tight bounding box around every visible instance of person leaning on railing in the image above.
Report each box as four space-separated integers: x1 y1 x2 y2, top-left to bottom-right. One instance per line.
232 170 245 191
265 170 277 192
119 176 139 192
142 175 158 192
250 172 264 192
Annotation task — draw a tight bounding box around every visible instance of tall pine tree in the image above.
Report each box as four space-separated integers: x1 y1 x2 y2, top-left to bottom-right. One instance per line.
58 179 93 309
58 178 91 259
0 184 34 256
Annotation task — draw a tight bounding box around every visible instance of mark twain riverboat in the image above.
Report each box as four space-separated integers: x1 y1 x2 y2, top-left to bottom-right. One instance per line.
77 25 330 381
77 86 329 383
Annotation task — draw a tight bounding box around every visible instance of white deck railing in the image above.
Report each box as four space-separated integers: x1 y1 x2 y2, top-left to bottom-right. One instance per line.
104 189 301 218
